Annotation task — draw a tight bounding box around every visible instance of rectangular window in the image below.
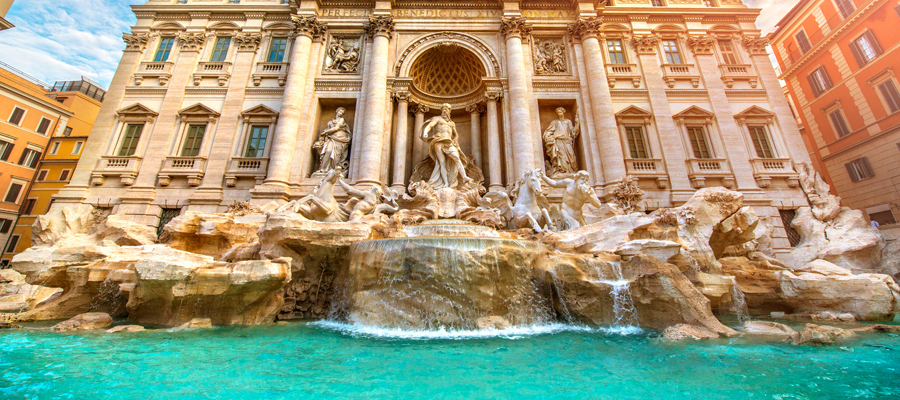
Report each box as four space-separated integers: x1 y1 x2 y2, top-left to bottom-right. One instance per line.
878 80 900 113
607 39 626 64
748 126 775 158
37 170 48 181
0 219 11 234
829 110 851 137
181 125 206 157
59 169 71 181
703 0 716 6
6 235 19 253
154 37 175 62
18 149 41 168
49 142 60 155
835 0 855 19
244 125 268 158
4 183 22 203
807 66 833 97
268 37 288 63
625 127 649 159
850 30 883 67
23 198 36 215
0 140 12 161
718 40 739 64
869 210 897 225
651 0 664 6
118 124 144 156
687 126 712 159
8 107 25 125
210 37 231 62
63 126 73 136
36 118 52 135
663 40 682 64
795 30 812 54
845 157 874 182
72 141 83 155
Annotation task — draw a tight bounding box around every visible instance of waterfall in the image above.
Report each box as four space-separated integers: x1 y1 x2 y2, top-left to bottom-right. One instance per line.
606 261 639 328
730 277 750 327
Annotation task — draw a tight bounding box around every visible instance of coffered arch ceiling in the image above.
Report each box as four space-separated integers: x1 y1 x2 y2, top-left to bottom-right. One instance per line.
410 45 486 96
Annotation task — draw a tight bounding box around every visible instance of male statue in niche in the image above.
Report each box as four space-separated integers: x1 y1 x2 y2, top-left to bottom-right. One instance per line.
420 103 474 190
313 107 352 175
542 107 580 177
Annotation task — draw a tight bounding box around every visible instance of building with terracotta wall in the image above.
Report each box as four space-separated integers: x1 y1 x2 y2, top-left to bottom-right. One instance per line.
0 79 104 262
770 0 900 227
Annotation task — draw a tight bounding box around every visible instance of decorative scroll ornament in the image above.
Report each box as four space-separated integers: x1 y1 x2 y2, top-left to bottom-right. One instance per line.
484 90 502 101
499 17 532 40
366 16 395 39
177 32 206 51
324 36 361 73
292 15 327 39
566 17 603 41
234 33 262 52
631 35 660 55
412 102 431 115
688 35 717 55
743 36 770 56
122 33 149 52
465 104 485 115
533 38 568 75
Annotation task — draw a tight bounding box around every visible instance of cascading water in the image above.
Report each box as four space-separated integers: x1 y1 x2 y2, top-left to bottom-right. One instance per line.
729 277 750 327
605 261 639 328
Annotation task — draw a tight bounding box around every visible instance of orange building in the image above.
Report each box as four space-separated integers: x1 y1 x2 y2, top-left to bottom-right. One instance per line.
0 64 103 265
0 0 14 31
770 0 900 227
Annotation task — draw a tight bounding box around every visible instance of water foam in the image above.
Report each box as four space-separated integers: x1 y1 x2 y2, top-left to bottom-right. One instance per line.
310 320 642 340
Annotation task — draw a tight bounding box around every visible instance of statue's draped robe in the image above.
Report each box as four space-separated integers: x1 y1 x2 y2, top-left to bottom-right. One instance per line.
543 118 578 175
425 130 469 190
318 117 351 172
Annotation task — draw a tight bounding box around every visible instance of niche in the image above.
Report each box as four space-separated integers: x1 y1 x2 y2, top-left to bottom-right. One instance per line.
537 99 583 177
310 98 357 178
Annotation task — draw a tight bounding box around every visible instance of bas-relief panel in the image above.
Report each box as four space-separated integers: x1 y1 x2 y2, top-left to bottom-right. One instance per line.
323 35 362 75
532 38 569 76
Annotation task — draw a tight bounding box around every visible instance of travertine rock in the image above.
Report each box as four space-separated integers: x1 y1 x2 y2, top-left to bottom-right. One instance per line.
663 324 720 341
741 321 797 340
164 212 266 259
476 316 512 330
106 325 146 333
790 207 885 273
851 324 900 333
177 318 213 329
541 213 653 253
792 323 855 346
693 272 736 312
32 204 155 248
51 312 113 331
535 253 632 326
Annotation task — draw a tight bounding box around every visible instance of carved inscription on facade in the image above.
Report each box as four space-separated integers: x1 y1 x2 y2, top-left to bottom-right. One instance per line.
318 9 574 19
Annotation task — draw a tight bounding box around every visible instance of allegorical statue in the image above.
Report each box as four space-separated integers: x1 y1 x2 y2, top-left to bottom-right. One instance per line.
420 103 473 190
541 170 603 230
324 37 360 73
313 107 351 174
542 107 580 177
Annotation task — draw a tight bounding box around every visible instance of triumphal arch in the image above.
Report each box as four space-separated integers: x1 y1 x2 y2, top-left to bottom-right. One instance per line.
55 0 812 256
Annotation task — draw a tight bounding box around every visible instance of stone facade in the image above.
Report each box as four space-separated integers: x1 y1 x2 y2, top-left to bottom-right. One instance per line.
54 0 810 258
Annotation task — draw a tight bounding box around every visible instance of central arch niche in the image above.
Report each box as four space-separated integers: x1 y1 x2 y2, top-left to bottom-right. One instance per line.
409 44 485 97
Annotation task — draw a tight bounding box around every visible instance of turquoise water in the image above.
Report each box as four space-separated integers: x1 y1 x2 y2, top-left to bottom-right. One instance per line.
2 321 899 399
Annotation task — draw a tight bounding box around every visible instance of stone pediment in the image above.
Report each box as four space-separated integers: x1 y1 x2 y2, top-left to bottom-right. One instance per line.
117 103 159 117
734 105 776 123
615 105 653 123
178 103 221 117
241 104 279 123
673 106 714 124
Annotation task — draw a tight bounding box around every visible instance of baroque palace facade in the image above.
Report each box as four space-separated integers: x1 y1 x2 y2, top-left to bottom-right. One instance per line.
55 0 810 256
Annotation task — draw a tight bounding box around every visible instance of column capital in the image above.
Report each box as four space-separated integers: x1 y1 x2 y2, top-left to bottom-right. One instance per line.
484 90 502 102
500 17 532 40
742 36 770 56
292 15 327 39
687 35 716 56
177 32 207 52
631 35 660 55
122 33 149 52
567 17 603 42
411 102 430 114
394 91 410 102
366 16 395 39
466 104 486 114
234 32 263 52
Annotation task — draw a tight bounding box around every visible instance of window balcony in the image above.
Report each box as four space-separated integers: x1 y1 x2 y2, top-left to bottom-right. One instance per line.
251 62 289 86
606 64 641 88
158 156 207 187
92 156 142 186
624 158 669 189
718 64 759 88
192 62 232 86
749 158 800 188
224 158 269 187
685 158 735 189
134 62 174 86
661 63 700 88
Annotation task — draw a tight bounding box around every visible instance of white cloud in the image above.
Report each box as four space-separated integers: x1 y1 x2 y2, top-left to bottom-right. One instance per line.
744 0 804 34
0 0 145 88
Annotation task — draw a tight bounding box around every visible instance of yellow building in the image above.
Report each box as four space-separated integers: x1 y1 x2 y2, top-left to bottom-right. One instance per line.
0 65 104 264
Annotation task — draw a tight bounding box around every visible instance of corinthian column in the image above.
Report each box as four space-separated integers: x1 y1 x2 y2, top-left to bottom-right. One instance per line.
391 91 410 191
261 15 325 192
411 103 429 166
356 16 395 186
466 104 484 171
500 17 536 179
485 91 503 190
568 17 626 185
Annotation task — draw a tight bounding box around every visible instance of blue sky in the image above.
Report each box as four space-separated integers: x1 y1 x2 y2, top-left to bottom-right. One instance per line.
0 0 799 89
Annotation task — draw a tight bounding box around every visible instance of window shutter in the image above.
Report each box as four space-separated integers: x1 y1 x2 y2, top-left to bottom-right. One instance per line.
1 142 12 161
807 74 821 97
864 30 883 56
29 152 41 168
819 66 833 88
860 157 875 177
849 41 867 67
845 162 860 182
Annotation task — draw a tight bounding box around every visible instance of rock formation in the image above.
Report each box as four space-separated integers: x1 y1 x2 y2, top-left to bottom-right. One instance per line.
51 312 113 331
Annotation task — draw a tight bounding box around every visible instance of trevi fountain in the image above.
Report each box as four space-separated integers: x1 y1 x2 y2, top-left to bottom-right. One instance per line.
2 1 900 398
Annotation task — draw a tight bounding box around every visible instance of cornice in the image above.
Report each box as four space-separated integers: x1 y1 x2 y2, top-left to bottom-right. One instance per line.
0 82 74 117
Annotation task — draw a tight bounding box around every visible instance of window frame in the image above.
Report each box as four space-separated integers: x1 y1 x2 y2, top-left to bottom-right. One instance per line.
0 140 12 161
624 126 651 159
210 36 232 63
717 39 740 65
36 117 52 135
267 37 288 63
823 102 852 138
0 218 11 234
49 141 60 155
849 30 883 67
4 182 24 204
7 107 26 126
845 157 875 182
747 125 777 159
59 169 71 181
18 148 41 169
180 124 207 157
22 198 37 215
244 125 269 158
72 141 84 155
117 123 145 157
686 126 714 159
662 39 683 65
5 235 20 254
834 0 856 19
807 65 833 97
795 29 812 54
606 38 627 65
154 37 176 62
37 169 49 181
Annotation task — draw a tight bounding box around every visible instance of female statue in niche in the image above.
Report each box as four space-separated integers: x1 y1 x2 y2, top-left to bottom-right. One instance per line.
542 107 580 177
313 107 352 174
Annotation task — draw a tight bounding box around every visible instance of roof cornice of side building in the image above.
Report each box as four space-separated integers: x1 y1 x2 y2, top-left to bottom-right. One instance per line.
0 80 74 117
0 16 12 31
770 0 812 38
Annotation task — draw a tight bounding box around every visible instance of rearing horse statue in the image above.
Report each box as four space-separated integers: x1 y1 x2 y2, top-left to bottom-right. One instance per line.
276 167 347 222
480 169 556 232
